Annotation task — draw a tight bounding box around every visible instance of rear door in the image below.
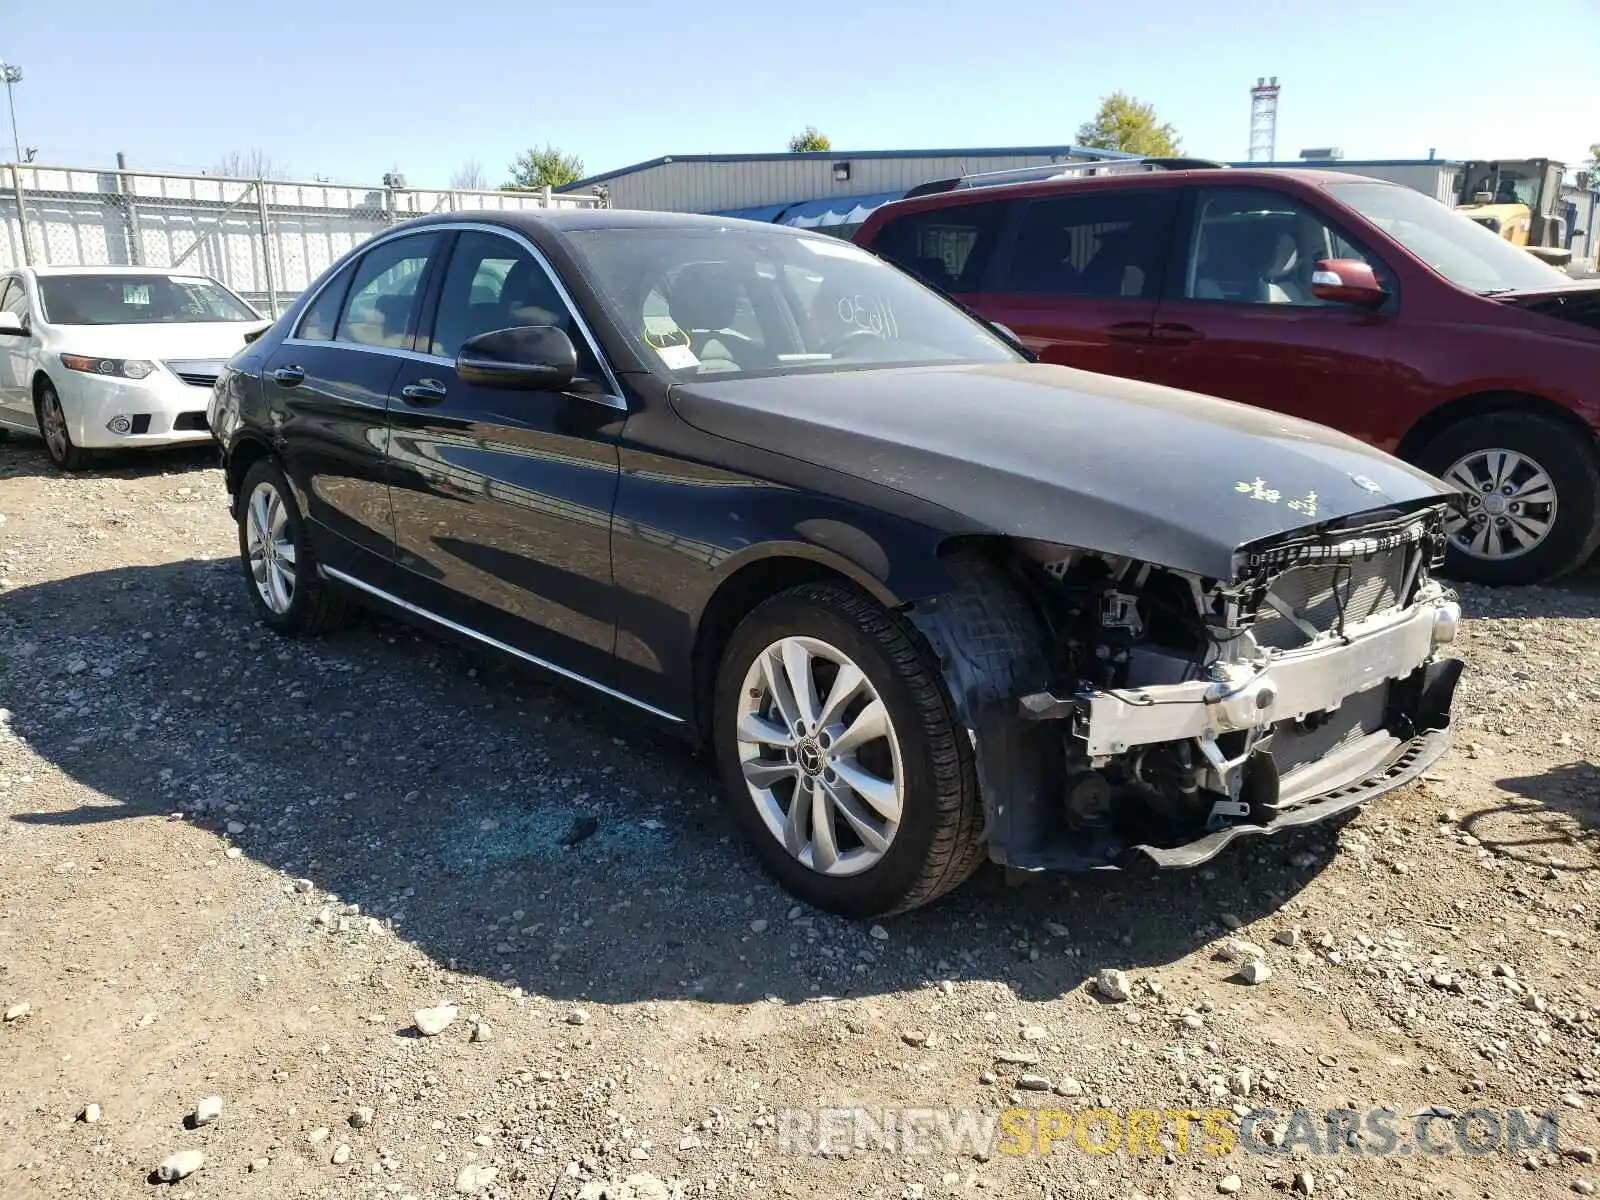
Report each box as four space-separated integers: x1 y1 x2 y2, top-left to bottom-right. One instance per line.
1140 184 1400 441
980 186 1180 379
262 231 443 583
384 226 625 687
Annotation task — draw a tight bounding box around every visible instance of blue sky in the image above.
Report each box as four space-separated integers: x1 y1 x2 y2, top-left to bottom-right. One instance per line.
4 0 1598 187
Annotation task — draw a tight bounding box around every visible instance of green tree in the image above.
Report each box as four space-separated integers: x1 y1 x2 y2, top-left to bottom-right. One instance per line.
1075 93 1181 157
505 144 585 190
787 126 832 153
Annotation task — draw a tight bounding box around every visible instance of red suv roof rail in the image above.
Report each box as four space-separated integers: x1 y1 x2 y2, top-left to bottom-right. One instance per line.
904 156 1229 199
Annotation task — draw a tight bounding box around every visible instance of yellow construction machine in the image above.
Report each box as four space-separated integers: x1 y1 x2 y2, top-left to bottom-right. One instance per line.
1454 159 1572 267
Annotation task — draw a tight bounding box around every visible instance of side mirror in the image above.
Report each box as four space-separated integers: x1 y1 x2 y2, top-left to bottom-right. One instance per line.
242 323 270 345
0 311 27 337
457 325 577 391
1311 259 1388 308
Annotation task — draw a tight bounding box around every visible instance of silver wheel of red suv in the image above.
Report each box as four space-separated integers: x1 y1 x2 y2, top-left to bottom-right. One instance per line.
1417 412 1600 586
1440 447 1557 562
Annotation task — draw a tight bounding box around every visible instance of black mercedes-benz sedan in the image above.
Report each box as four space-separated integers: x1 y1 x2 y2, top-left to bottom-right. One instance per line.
208 209 1463 917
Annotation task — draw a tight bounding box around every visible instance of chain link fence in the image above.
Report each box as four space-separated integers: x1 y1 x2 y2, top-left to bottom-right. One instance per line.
0 164 602 317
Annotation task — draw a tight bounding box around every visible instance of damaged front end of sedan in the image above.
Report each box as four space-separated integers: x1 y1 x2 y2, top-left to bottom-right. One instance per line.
914 501 1463 872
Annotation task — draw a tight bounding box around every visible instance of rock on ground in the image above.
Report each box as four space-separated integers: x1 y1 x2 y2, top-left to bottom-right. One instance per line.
455 1163 499 1193
1095 969 1132 1002
414 1004 459 1036
156 1150 205 1182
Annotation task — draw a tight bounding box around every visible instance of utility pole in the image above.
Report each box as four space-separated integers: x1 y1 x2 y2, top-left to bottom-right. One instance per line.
0 64 21 163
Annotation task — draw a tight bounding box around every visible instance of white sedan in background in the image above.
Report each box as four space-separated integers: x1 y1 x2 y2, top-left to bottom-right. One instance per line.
0 266 269 470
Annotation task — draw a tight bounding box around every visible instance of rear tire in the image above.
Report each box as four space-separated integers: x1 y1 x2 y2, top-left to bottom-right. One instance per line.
34 379 94 472
1415 412 1600 586
236 457 344 636
712 579 986 918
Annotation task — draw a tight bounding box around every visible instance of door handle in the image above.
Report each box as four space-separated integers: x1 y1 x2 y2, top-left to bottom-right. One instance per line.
271 365 306 387
1104 321 1151 343
1152 323 1205 346
400 379 449 405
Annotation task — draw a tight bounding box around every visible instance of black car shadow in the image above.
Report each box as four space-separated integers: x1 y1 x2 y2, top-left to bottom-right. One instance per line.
1450 763 1600 869
0 429 218 482
3 559 1352 1007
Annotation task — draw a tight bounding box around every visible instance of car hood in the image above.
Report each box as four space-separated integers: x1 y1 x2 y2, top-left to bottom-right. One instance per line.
1495 282 1600 334
671 361 1456 579
45 321 269 359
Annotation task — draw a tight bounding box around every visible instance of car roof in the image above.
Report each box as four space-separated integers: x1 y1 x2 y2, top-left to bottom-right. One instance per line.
390 208 828 237
25 264 226 278
871 166 1398 218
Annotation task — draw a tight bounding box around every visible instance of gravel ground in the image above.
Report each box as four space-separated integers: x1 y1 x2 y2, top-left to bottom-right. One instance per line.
1 432 1598 1200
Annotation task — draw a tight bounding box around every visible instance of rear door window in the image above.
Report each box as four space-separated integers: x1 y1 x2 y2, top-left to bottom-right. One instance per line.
999 189 1177 298
297 261 356 341
869 201 1011 292
335 233 441 349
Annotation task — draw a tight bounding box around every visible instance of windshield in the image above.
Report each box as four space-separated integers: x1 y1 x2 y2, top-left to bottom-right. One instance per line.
564 226 1021 380
38 274 260 325
1326 182 1573 295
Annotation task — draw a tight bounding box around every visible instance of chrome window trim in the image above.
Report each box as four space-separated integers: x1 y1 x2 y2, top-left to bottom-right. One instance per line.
320 565 683 724
283 222 626 408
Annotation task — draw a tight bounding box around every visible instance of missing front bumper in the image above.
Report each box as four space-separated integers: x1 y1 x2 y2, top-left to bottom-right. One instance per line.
1023 593 1458 757
990 595 1461 873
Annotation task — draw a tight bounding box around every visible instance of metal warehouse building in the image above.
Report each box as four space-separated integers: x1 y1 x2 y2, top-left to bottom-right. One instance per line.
558 145 1131 233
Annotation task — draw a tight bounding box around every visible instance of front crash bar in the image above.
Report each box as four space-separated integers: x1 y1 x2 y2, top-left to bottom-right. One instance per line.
1020 592 1460 756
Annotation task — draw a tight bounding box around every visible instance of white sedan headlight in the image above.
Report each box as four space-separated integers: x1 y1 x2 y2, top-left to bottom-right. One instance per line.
59 353 156 380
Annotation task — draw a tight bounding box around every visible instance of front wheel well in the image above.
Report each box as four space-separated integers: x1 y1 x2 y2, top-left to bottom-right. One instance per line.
690 556 867 746
224 436 275 501
1396 390 1596 462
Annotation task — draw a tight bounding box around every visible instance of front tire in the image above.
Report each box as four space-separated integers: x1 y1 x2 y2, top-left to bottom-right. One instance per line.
1416 413 1600 585
34 379 94 471
236 457 343 636
712 580 985 918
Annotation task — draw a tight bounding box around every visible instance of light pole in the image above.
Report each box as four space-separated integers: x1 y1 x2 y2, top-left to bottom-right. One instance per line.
0 64 21 164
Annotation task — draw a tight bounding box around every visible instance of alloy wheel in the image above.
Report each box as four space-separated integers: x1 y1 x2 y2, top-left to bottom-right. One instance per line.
1441 447 1558 561
735 635 904 877
244 480 297 614
40 390 69 464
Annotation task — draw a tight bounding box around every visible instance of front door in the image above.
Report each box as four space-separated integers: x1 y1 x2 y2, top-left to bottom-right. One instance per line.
263 230 443 581
1140 185 1399 446
385 228 625 686
0 276 35 426
980 187 1180 380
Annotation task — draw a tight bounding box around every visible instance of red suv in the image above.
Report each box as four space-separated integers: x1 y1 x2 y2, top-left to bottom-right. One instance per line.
854 166 1600 585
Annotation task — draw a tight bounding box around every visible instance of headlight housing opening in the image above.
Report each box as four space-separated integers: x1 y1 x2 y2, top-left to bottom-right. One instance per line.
59 354 156 380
